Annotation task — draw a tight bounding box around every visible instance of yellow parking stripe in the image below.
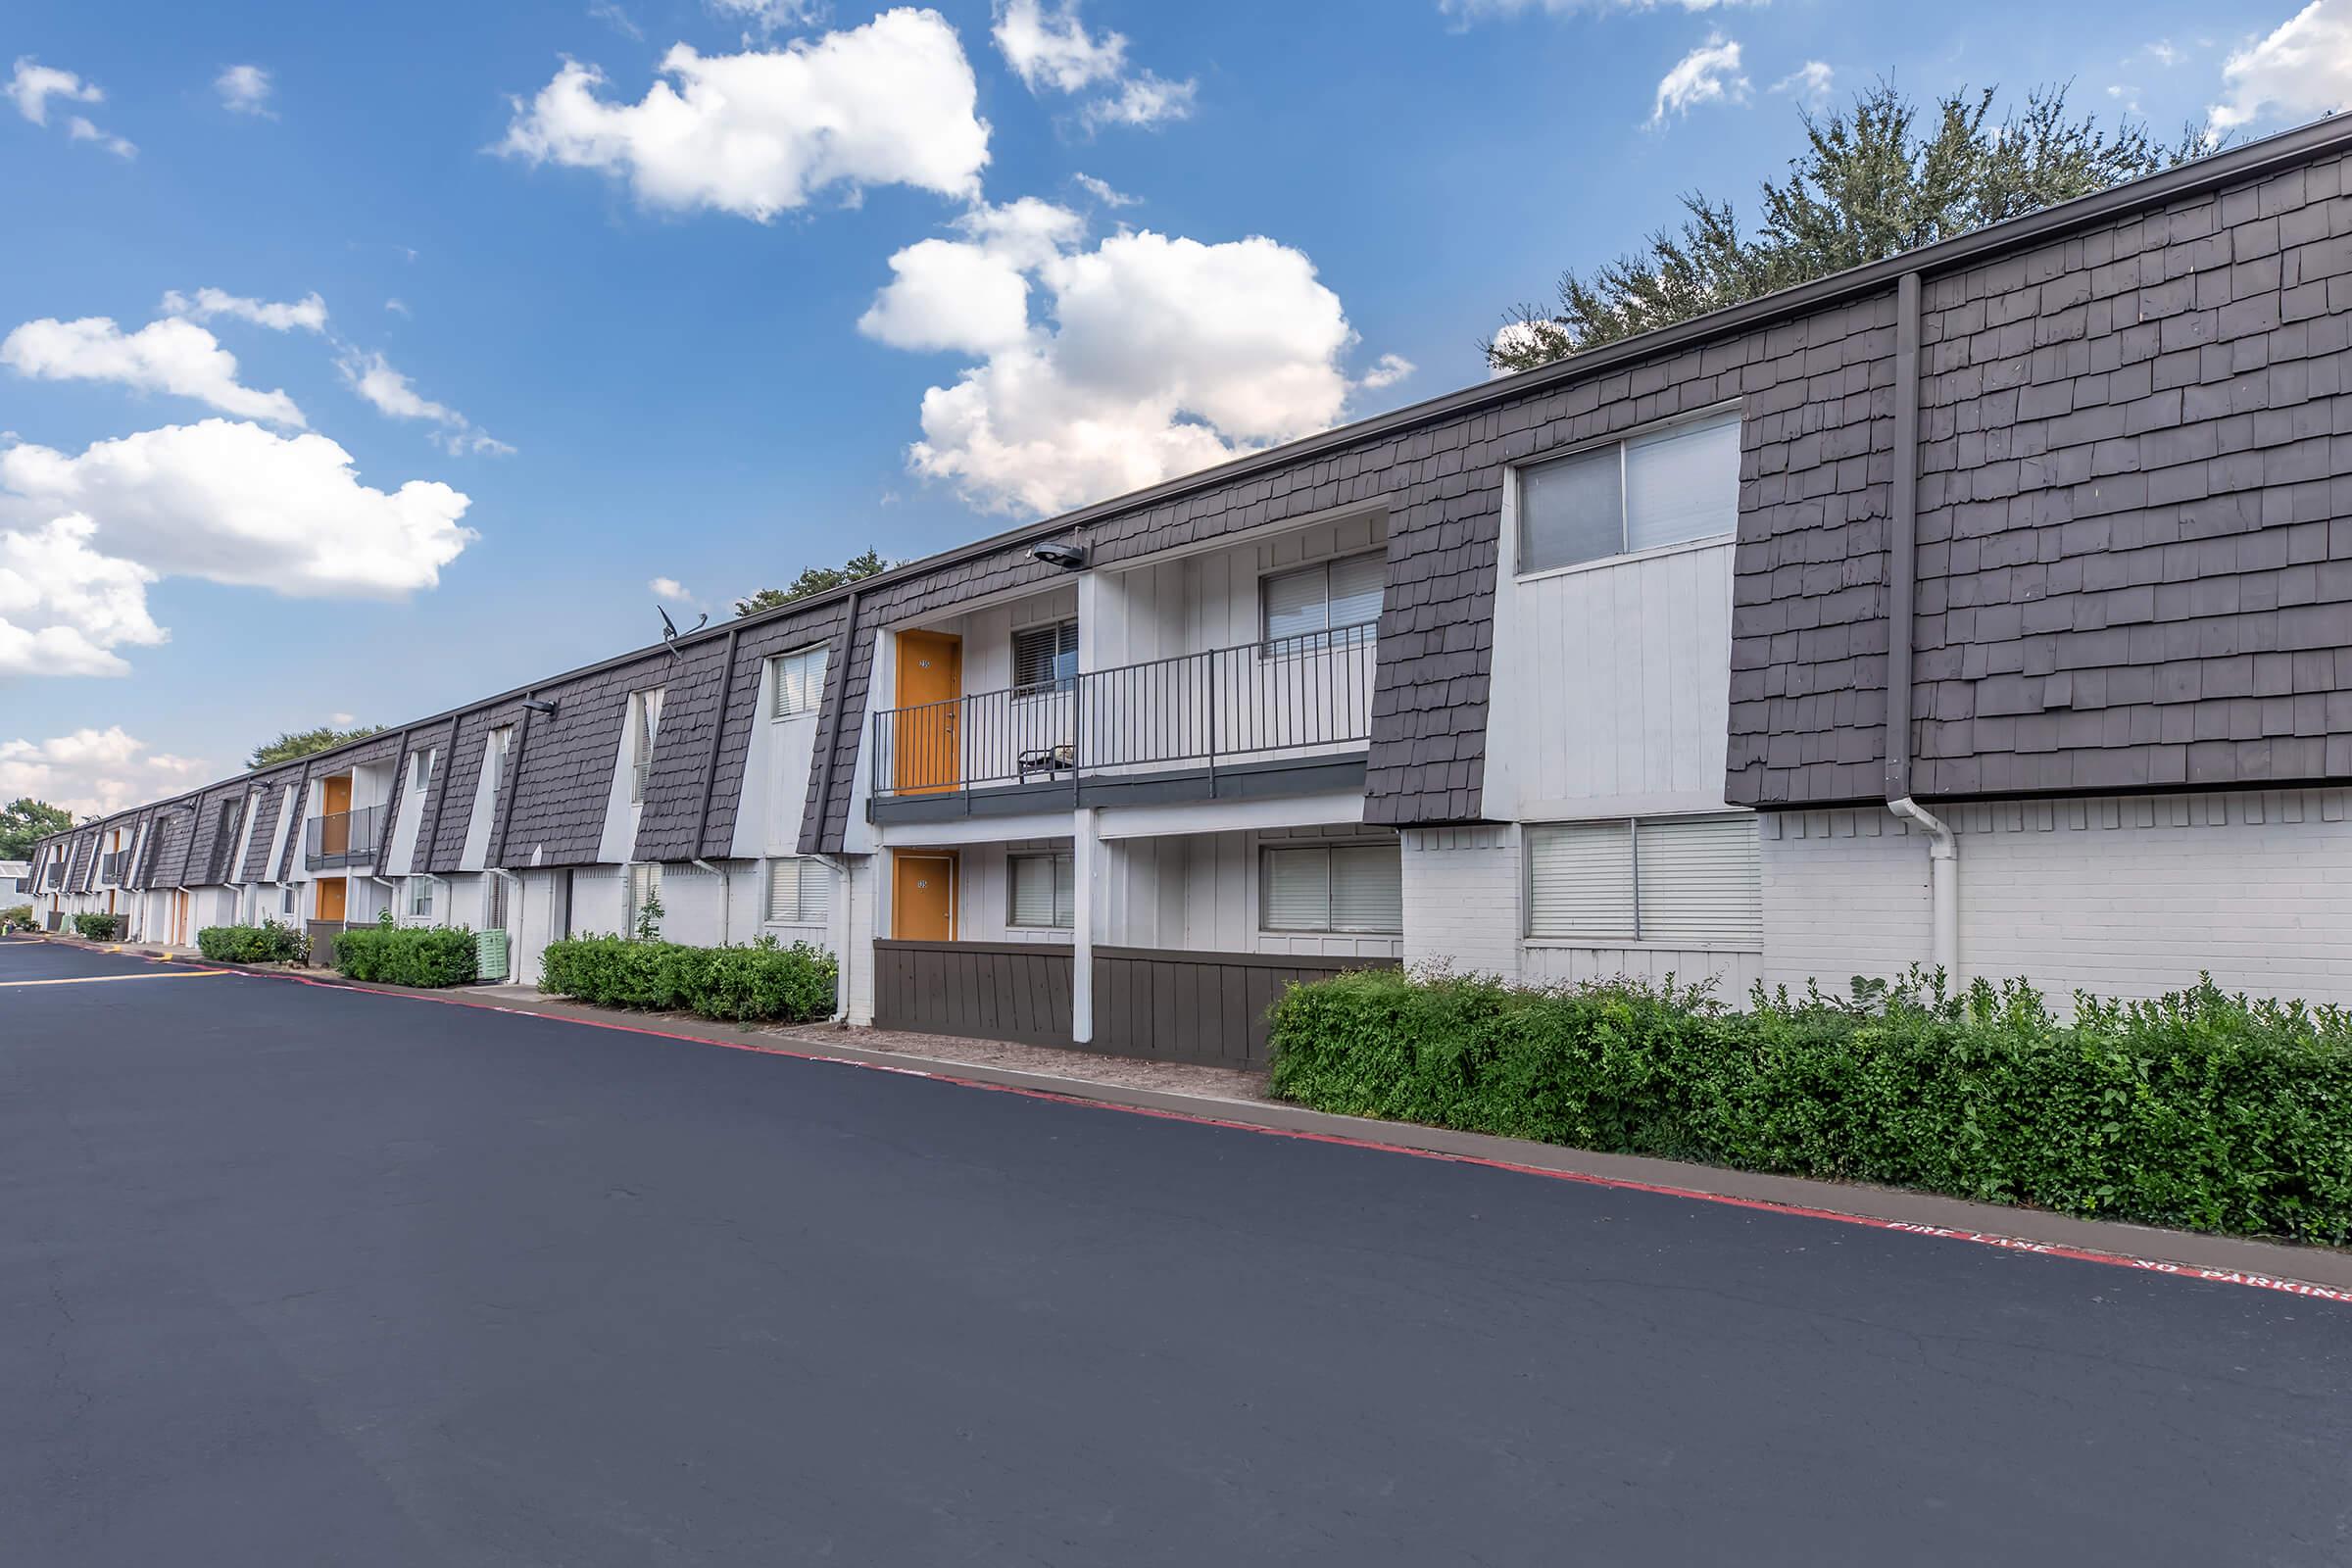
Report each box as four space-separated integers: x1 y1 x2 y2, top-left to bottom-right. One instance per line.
0 969 229 988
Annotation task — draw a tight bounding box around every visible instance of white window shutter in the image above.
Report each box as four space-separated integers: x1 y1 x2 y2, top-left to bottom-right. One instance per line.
1261 847 1332 930
1008 854 1068 928
1624 411 1740 554
766 858 800 922
1262 566 1328 642
1527 822 1636 940
1329 843 1402 932
1517 446 1623 572
1326 554 1386 631
1634 815 1761 947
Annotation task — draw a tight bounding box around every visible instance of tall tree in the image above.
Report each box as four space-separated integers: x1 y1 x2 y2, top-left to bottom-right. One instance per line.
734 549 897 617
0 797 74 859
248 723 387 770
1487 82 2218 373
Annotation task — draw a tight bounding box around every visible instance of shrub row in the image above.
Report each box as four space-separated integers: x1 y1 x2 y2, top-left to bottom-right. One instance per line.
71 912 122 941
334 924 478 988
196 921 310 963
1268 967 2352 1245
540 935 837 1023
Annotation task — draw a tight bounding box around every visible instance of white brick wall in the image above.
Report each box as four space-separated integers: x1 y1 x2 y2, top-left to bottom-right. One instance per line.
1760 808 1935 994
1764 789 2352 1007
1401 826 1521 977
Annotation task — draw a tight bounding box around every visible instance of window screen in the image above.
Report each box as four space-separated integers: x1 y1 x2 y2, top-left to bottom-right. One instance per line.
1261 842 1402 933
771 647 828 718
1013 622 1079 694
765 858 831 924
1263 553 1386 644
1518 409 1740 574
1007 851 1075 928
1528 814 1760 947
407 876 433 918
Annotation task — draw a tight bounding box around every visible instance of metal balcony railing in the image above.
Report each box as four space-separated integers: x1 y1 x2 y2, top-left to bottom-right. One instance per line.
98 849 126 885
871 622 1376 801
304 805 384 870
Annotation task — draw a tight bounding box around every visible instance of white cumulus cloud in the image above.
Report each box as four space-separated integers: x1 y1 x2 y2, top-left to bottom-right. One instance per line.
0 418 475 601
994 0 1195 128
1651 33 1749 124
649 575 698 603
337 350 513 456
160 287 328 332
1771 60 1834 109
2211 0 2352 128
4 57 102 124
1072 171 1138 207
7 59 135 156
0 515 164 677
498 10 991 220
216 64 273 117
1 314 308 427
0 727 207 817
866 205 1394 516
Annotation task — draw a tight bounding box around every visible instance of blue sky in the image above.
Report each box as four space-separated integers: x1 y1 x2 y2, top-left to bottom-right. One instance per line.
0 0 2331 813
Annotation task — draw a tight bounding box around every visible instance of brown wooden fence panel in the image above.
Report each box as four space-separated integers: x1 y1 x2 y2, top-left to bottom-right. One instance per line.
872 940 1074 1048
1090 947 1393 1069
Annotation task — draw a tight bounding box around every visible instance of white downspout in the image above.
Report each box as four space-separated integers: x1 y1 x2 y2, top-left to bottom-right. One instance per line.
1887 797 1959 983
690 858 731 947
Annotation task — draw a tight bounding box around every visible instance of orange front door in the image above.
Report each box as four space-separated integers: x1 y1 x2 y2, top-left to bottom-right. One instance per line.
892 853 956 941
316 876 347 922
895 631 962 795
321 776 352 856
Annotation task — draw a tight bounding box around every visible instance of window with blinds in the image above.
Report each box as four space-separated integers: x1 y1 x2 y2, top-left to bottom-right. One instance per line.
771 647 828 719
630 688 664 803
625 861 662 932
1260 842 1402 933
1517 408 1740 574
1262 553 1386 646
1006 851 1074 929
765 857 830 924
1526 814 1761 947
406 875 434 918
1011 621 1079 695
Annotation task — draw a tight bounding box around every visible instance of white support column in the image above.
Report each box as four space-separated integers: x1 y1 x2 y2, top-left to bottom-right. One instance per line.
1072 806 1101 1044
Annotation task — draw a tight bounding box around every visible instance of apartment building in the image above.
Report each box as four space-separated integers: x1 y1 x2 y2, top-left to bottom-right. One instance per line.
34 117 2352 1058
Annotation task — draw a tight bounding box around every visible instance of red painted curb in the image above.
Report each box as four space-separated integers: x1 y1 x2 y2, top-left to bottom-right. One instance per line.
166 954 2352 1307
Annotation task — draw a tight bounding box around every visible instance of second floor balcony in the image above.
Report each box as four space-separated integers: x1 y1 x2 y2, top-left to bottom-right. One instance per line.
305 805 384 870
869 624 1376 821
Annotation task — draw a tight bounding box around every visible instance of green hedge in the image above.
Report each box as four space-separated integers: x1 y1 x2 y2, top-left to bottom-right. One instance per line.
71 911 122 940
1 904 32 933
196 921 310 964
333 924 478 987
540 935 837 1023
1268 967 2352 1245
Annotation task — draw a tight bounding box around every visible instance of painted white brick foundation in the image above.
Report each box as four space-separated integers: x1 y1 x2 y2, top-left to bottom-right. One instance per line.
1764 790 2352 1006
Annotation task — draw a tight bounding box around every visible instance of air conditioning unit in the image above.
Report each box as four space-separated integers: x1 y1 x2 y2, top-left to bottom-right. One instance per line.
475 928 510 982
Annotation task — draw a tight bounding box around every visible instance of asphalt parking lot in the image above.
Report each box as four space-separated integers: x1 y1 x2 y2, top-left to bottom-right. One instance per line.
4 937 2347 1566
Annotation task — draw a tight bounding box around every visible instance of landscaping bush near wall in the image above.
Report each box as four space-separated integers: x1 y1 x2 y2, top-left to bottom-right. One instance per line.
1 904 32 933
333 925 477 988
196 921 310 964
1268 968 2352 1246
540 935 837 1024
71 912 122 941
